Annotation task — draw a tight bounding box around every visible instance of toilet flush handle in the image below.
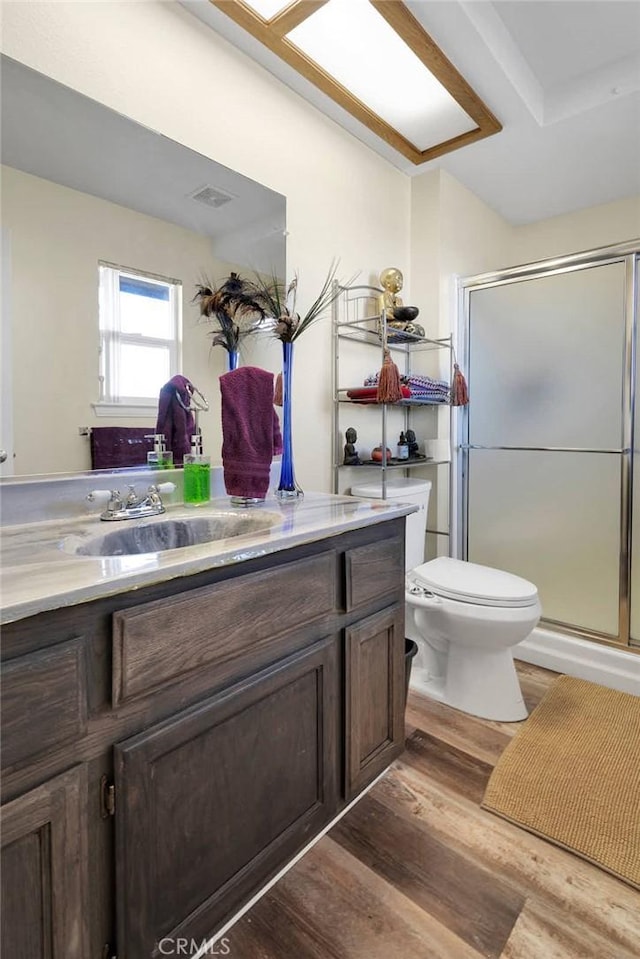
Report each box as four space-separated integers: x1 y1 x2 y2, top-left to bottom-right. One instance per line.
406 584 441 606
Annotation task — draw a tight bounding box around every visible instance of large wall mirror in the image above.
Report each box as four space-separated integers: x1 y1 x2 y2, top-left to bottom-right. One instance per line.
0 56 286 478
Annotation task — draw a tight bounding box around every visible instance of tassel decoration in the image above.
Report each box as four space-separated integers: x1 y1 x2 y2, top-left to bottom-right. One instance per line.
274 371 283 407
376 348 404 404
451 363 469 407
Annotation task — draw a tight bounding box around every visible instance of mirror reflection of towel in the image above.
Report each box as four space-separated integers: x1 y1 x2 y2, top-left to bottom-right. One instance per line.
156 375 195 466
220 367 283 499
90 427 154 470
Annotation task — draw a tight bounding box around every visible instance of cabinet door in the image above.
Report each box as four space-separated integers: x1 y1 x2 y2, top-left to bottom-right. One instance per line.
345 604 405 800
1 765 88 959
115 636 339 958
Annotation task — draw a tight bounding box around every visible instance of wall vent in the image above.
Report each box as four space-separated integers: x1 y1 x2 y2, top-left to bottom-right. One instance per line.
189 184 237 208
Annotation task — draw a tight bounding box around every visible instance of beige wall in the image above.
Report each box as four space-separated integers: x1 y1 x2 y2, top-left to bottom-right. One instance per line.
513 195 640 264
3 1 639 489
409 169 514 554
409 169 442 336
2 0 410 489
410 168 515 341
3 165 231 474
410 168 640 344
408 169 639 556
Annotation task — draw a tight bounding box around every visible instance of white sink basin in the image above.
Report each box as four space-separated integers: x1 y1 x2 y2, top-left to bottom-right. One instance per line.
70 512 280 557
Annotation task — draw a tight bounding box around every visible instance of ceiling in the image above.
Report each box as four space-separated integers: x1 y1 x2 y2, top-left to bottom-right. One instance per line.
180 0 640 225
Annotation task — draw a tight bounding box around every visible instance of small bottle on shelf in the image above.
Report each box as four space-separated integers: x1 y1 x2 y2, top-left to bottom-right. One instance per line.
397 431 409 460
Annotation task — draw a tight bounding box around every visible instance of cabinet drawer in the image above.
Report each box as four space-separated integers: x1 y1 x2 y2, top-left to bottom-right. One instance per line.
344 536 404 611
112 551 337 704
0 639 88 770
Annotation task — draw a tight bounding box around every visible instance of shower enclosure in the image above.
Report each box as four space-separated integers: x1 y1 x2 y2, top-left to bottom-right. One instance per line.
458 240 638 650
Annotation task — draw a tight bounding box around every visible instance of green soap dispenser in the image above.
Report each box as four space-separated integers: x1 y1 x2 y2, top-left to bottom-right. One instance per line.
146 433 173 469
183 432 211 505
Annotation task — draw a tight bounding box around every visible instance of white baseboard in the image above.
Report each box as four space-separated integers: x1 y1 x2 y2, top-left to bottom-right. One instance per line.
515 626 640 696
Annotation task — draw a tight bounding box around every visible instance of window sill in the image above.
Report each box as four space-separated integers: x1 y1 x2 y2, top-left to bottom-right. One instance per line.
92 402 157 419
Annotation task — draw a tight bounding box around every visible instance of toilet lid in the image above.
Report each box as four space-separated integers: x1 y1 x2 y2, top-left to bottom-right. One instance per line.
412 557 539 608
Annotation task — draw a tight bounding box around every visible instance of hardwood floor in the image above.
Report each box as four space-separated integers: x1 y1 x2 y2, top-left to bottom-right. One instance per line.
226 662 640 959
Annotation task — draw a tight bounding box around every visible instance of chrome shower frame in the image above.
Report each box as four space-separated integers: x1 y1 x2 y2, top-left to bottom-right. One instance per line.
456 238 639 650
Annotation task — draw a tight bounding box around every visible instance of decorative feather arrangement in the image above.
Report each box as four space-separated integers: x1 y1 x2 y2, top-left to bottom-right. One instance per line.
248 260 352 343
193 272 264 354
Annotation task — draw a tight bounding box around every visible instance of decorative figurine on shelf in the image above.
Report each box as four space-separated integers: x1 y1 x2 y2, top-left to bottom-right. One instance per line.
379 267 405 319
379 267 424 338
405 429 420 459
343 427 362 466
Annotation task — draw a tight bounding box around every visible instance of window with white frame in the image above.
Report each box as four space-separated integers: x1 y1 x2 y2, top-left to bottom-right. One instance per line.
96 263 182 415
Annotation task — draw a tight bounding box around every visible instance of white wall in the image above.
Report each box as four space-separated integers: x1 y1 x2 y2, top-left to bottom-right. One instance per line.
2 0 410 490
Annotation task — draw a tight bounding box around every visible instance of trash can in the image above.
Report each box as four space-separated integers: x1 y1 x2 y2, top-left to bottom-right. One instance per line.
404 638 418 709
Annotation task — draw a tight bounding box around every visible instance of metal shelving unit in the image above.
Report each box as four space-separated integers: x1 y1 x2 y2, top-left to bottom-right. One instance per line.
332 285 454 533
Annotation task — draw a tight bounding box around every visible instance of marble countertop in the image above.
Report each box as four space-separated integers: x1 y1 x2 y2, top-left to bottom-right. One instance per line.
0 492 413 624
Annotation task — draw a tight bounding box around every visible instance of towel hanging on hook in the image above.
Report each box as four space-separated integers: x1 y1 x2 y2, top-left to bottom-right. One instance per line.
156 375 206 465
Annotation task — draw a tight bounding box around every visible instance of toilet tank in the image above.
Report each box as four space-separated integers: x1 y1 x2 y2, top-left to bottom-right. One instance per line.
350 478 432 571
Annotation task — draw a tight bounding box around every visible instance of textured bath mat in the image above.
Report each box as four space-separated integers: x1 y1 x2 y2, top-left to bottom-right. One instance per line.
482 675 640 889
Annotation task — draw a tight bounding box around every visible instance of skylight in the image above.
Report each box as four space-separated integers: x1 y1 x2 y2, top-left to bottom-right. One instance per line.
286 0 476 152
212 0 501 164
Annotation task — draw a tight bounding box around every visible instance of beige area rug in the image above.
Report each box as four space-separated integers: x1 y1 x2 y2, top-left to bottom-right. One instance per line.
482 675 640 889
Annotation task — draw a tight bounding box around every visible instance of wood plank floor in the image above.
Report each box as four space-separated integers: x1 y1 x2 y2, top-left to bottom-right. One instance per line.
226 663 640 959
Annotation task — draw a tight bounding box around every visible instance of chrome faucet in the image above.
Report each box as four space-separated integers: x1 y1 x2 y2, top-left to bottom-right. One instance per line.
87 482 176 521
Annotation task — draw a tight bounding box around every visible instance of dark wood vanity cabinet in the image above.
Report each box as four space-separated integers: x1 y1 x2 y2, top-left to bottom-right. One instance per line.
345 604 405 800
1 765 89 959
0 519 406 959
115 637 339 957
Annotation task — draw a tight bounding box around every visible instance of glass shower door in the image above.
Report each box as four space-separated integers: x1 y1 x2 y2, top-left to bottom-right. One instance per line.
630 254 639 647
462 258 629 644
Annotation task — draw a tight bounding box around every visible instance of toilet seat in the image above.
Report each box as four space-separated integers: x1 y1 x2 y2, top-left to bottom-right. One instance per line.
410 557 539 609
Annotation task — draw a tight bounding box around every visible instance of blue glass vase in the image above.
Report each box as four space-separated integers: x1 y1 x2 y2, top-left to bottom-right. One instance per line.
227 349 239 371
276 340 303 499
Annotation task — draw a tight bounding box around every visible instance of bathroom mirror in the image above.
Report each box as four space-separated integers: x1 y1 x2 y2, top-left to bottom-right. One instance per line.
0 55 287 477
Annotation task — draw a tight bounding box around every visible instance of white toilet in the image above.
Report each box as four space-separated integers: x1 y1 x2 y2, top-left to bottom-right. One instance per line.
351 478 541 722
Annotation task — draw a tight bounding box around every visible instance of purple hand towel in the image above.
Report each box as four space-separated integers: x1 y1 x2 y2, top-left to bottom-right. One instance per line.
90 427 154 470
156 375 195 466
220 367 283 499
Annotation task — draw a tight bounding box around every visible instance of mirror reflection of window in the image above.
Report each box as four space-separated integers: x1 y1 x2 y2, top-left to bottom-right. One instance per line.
98 263 182 410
